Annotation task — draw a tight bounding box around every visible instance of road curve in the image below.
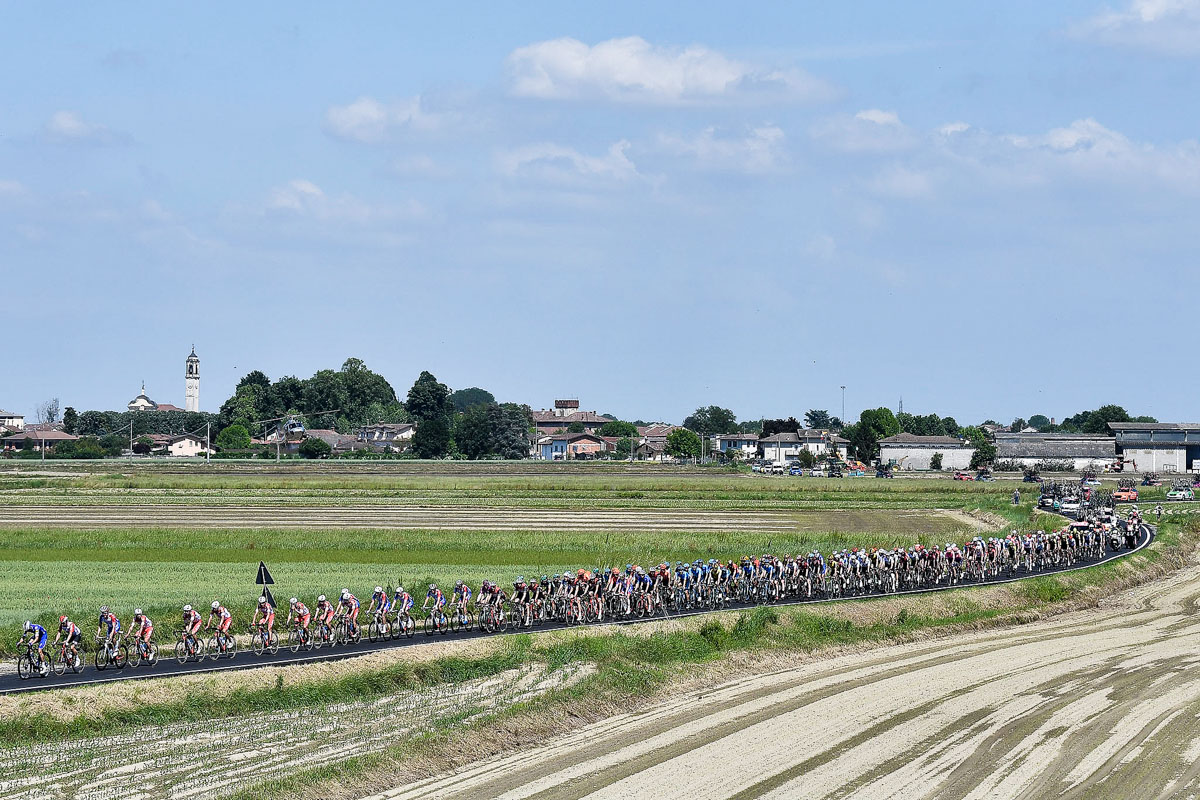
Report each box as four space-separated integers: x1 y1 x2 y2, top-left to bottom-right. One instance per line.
0 527 1152 696
362 531 1195 800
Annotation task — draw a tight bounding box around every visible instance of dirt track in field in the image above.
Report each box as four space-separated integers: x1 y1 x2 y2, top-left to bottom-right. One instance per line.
363 559 1200 800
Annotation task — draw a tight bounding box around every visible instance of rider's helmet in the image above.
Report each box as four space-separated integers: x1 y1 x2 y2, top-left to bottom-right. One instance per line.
541 575 549 583
577 568 586 577
290 597 299 606
183 604 192 612
258 596 266 604
134 608 142 617
317 594 326 602
100 605 109 614
341 591 351 600
59 615 68 626
428 584 437 591
212 601 221 610
375 586 383 594
24 621 33 632
341 588 349 596
396 586 404 595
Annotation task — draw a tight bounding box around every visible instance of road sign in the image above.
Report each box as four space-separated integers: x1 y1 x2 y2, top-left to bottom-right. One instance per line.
263 587 277 609
256 561 274 586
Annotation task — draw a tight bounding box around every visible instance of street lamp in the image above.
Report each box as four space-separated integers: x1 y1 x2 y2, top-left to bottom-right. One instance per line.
840 386 846 425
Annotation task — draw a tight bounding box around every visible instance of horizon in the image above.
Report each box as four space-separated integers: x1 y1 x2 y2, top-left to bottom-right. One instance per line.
4 2 1197 423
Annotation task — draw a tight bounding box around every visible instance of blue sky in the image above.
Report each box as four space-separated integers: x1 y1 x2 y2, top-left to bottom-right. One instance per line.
3 2 1198 425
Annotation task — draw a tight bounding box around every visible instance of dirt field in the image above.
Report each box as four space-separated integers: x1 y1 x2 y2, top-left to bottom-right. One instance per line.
361 557 1200 800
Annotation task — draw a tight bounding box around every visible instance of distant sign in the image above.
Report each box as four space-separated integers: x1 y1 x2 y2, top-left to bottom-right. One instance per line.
256 561 274 586
263 586 277 609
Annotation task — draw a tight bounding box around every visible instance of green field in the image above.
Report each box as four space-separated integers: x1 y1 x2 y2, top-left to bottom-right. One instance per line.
0 466 1033 646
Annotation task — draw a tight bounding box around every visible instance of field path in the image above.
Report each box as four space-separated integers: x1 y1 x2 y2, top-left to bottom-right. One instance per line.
364 557 1200 800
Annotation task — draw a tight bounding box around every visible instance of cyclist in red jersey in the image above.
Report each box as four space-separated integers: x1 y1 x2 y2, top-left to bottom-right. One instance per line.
207 601 232 634
252 595 275 637
287 597 311 632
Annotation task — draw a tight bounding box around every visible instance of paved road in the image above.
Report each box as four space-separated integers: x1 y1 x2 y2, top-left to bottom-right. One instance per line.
1 527 1151 696
363 530 1189 800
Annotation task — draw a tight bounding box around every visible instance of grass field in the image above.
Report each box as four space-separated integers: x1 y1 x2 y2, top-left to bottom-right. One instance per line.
0 466 1030 648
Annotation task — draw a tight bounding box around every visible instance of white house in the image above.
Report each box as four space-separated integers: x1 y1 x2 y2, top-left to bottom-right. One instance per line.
759 430 851 463
878 433 974 471
0 410 25 431
167 432 211 457
358 423 416 448
715 434 760 459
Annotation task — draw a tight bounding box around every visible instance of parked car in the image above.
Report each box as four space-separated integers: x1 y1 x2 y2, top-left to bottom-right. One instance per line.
810 467 826 478
953 471 975 481
875 467 893 479
788 465 805 476
976 472 995 482
827 467 844 478
1166 487 1195 501
1083 477 1102 487
1022 472 1042 483
1113 487 1139 502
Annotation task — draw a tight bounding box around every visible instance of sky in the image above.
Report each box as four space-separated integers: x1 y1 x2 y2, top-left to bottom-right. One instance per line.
3 1 1199 425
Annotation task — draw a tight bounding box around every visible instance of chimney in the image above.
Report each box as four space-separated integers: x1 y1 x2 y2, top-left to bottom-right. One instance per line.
1050 418 1056 426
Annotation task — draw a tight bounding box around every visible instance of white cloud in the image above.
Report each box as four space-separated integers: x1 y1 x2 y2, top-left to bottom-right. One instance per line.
0 179 26 195
657 125 786 173
1073 0 1200 55
811 109 916 152
324 96 446 143
506 36 833 105
43 111 126 145
265 178 425 223
497 140 640 183
939 121 970 136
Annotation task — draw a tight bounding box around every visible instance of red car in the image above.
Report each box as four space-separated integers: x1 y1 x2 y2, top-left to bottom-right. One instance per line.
953 471 975 481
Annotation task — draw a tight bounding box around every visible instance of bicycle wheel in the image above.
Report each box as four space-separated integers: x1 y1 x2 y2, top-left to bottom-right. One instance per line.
403 615 415 639
253 632 266 656
369 620 382 643
17 654 31 680
267 632 279 655
423 616 435 636
94 647 109 671
114 643 129 669
53 651 67 676
130 642 143 668
175 640 190 664
206 636 222 661
289 629 303 653
146 643 158 666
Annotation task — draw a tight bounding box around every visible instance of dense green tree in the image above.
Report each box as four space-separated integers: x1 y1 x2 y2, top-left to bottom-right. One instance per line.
1082 404 1131 435
736 420 764 434
132 435 153 455
1028 414 1051 430
796 449 817 468
962 426 996 469
761 417 802 438
665 428 702 459
298 436 332 459
930 452 944 471
847 408 900 462
566 421 586 433
98 433 125 457
1011 417 1028 433
804 409 832 429
614 437 634 458
237 370 272 391
683 406 738 436
454 405 493 459
406 371 451 421
1132 415 1158 423
489 403 532 460
940 416 959 435
61 407 78 434
448 387 496 413
216 424 251 451
599 420 638 438
77 410 108 436
411 415 451 458
303 369 349 416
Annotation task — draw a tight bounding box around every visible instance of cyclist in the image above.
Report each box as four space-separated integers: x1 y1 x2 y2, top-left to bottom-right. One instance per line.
129 609 154 656
452 581 472 626
286 598 311 637
368 586 392 625
252 595 276 639
53 615 82 665
423 583 447 627
182 604 203 647
314 594 336 639
206 601 233 649
20 620 49 675
393 586 414 632
97 605 121 652
338 590 360 636
511 577 529 624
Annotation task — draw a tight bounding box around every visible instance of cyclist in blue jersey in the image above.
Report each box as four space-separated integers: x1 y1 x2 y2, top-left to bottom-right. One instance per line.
20 621 49 675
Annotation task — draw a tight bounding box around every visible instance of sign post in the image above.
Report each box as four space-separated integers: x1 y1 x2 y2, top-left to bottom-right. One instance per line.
256 561 275 608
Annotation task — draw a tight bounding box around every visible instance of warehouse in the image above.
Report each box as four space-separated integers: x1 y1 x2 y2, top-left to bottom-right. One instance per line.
1108 422 1200 473
994 432 1115 471
878 433 973 471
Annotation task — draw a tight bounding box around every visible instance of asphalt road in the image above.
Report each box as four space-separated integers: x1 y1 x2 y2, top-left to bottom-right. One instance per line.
1 524 1152 696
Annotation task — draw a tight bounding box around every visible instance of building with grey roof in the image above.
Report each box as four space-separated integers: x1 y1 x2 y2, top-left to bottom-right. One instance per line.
878 433 974 471
1108 422 1200 473
994 432 1115 471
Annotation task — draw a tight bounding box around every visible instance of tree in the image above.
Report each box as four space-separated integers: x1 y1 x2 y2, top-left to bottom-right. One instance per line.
682 406 738 436
412 415 451 458
796 449 817 468
237 370 272 391
132 435 153 455
406 371 451 421
216 424 251 451
1132 415 1158 423
566 421 586 434
1028 414 1051 430
828 416 844 432
615 437 634 458
665 428 701 460
1083 404 1131 435
98 433 125 457
36 398 60 425
453 405 492 459
940 416 959 435
448 387 496 413
303 369 349 416
848 408 900 462
736 420 763 434
77 410 109 436
962 426 996 470
298 436 331 459
761 417 802 438
804 409 832 429
61 407 78 434
930 452 944 471
599 420 638 438
1011 418 1028 433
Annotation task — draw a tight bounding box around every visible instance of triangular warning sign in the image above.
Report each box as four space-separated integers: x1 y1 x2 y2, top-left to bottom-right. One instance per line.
256 561 275 585
263 586 277 609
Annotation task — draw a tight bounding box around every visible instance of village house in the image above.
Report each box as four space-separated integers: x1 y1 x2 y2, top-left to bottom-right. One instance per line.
2 429 79 452
538 432 607 460
994 432 1115 471
167 432 212 457
0 410 25 431
532 399 609 435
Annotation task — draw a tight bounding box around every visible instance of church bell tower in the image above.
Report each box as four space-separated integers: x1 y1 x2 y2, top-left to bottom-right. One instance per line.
185 346 200 412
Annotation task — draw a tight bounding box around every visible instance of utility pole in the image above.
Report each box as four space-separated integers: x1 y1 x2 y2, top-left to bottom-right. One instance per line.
205 422 211 463
840 386 846 426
